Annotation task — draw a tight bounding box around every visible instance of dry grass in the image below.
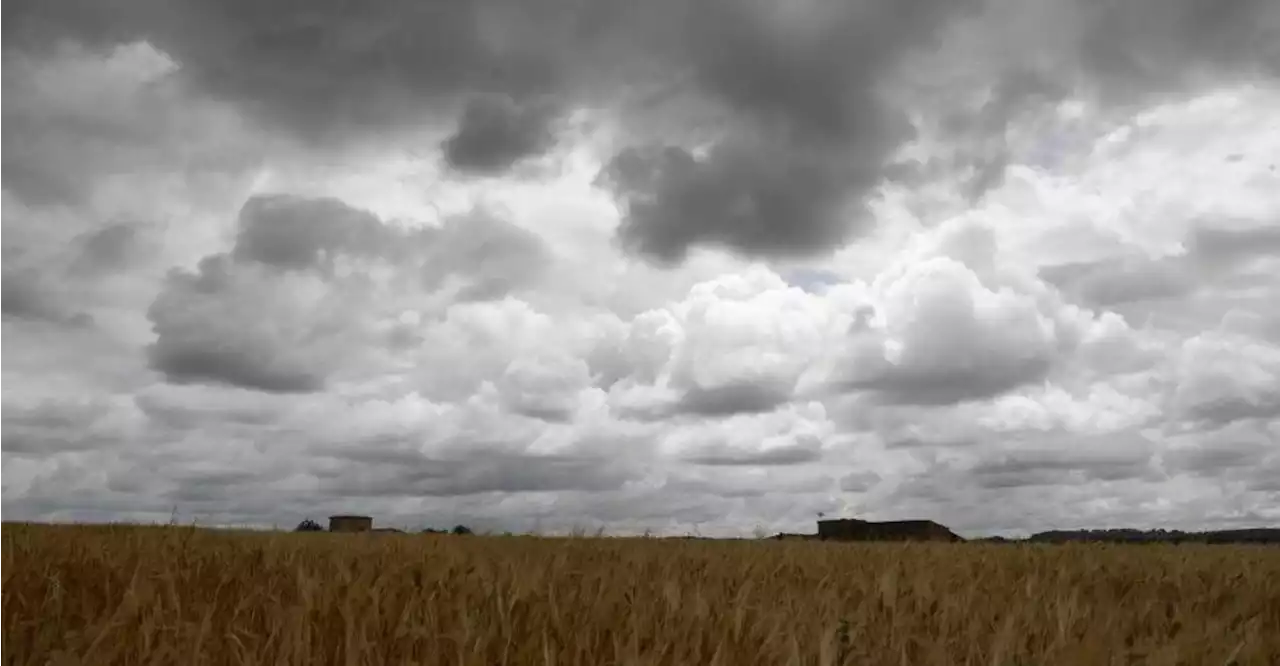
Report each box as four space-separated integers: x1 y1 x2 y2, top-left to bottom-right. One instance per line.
3 522 1278 665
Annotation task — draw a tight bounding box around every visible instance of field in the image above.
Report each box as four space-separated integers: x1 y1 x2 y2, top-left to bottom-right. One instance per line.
3 523 1278 665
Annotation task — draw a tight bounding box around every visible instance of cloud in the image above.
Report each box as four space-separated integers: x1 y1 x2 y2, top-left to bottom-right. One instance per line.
1189 223 1280 269
2 395 145 456
661 402 834 469
5 1 1280 538
70 223 146 276
1 267 94 327
898 0 1280 206
419 209 551 301
127 1 570 142
837 257 1062 404
1162 418 1278 479
442 94 561 174
495 351 595 422
145 254 348 393
230 195 401 271
599 0 977 261
594 266 847 418
146 194 549 393
1171 326 1280 425
1 40 256 210
969 431 1160 489
1065 0 1280 99
1040 255 1195 308
818 219 1088 406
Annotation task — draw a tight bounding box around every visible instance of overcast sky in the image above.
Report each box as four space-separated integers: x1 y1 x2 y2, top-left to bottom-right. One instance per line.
3 0 1278 538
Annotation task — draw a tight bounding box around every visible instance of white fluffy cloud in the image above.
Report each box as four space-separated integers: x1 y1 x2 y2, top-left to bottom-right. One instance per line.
4 4 1280 537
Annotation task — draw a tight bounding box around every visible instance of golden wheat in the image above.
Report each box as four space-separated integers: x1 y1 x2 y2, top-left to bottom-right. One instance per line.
3 522 1278 665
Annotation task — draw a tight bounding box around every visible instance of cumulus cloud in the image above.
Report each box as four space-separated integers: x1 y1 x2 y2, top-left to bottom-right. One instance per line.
836 256 1062 404
145 194 549 393
801 219 1096 406
1171 326 1280 425
146 254 353 393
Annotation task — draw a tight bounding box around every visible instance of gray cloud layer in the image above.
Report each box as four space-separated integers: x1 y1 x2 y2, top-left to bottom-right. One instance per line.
12 0 1274 261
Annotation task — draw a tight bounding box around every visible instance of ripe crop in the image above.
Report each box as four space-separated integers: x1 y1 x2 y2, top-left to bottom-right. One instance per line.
3 523 1278 665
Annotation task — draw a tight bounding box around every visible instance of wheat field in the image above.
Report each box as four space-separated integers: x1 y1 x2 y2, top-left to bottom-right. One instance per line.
3 523 1278 665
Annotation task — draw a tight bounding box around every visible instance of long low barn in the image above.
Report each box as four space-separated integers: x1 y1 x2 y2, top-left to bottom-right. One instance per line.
817 518 962 542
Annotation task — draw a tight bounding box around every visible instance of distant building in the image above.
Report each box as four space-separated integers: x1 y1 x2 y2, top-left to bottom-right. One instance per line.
328 515 373 533
817 518 962 542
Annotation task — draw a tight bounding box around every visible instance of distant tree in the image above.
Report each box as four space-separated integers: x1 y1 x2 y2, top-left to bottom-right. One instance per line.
295 518 324 532
452 524 473 535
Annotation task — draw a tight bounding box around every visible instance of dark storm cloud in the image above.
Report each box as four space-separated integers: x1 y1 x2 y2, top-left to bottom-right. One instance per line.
2 0 606 185
600 0 977 262
7 0 1278 261
442 94 561 174
601 140 872 263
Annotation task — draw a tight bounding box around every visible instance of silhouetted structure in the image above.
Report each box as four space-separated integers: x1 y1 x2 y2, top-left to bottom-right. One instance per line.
328 515 373 533
817 518 962 542
1029 527 1280 545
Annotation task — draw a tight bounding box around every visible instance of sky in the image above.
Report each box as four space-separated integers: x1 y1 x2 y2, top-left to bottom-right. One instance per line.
2 0 1278 538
